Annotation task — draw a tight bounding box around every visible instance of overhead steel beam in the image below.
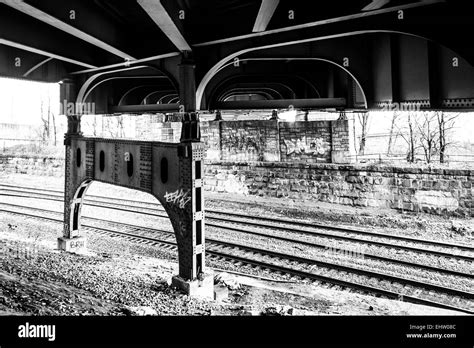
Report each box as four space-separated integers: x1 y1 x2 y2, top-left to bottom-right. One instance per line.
0 38 96 68
109 103 180 113
137 0 191 52
253 0 280 32
362 0 391 11
23 57 53 77
70 52 180 75
215 98 346 110
193 0 444 47
0 4 113 69
0 0 135 60
198 55 369 110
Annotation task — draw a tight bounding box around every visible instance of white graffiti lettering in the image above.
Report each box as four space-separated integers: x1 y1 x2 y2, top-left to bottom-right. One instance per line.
284 137 327 155
165 189 191 209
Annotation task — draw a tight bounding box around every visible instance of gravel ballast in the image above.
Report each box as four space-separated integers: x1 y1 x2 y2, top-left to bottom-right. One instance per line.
0 172 471 316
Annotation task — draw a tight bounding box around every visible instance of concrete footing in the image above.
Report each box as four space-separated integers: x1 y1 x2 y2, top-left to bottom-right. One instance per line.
57 236 87 252
171 271 214 299
213 284 229 301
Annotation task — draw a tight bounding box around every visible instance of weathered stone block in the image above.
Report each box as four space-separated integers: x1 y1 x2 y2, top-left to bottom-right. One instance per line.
57 236 86 252
331 150 352 164
353 198 368 207
214 285 229 301
171 272 214 300
449 181 461 189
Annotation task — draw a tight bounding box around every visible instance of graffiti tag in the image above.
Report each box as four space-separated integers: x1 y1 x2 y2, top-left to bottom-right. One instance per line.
284 137 327 156
165 189 191 209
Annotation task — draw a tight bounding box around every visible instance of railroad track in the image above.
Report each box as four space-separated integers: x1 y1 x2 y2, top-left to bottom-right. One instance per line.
1 184 473 255
0 185 473 314
1 184 473 270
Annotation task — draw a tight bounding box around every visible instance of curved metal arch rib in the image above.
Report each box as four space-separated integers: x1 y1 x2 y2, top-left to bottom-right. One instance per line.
76 65 178 105
211 76 321 103
211 80 294 104
67 179 175 240
220 87 284 101
141 90 177 104
202 57 367 109
196 29 446 110
158 94 180 104
118 83 173 106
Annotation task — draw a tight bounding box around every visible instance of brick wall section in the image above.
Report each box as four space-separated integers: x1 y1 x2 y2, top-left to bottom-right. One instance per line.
200 121 221 161
219 121 279 162
200 120 344 163
204 162 473 217
279 121 331 163
136 119 350 164
331 118 350 152
135 116 182 142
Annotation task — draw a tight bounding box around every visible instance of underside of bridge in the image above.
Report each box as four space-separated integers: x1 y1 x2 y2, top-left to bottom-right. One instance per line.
1 0 473 297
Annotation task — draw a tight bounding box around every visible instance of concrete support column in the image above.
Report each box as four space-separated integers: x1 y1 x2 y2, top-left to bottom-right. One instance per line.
58 78 87 252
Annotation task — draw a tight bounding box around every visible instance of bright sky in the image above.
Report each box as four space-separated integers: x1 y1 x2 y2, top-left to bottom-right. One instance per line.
0 76 471 143
367 111 473 143
0 77 59 126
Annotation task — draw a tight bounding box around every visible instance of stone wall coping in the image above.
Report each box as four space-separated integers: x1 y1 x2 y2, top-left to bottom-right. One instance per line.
204 160 473 176
203 120 332 127
73 136 181 148
0 155 62 161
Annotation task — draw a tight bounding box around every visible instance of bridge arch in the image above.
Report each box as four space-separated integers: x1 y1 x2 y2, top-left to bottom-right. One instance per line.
196 30 454 110
202 57 366 110
66 179 187 252
75 65 179 114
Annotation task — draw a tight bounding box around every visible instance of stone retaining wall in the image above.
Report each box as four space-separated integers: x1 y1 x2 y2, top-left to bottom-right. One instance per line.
2 154 472 217
0 156 63 176
204 161 473 217
200 118 351 164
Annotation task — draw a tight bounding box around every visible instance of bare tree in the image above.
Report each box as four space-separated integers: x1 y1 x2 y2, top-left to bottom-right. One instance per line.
407 112 416 162
39 99 49 143
51 110 57 146
117 116 125 138
409 111 460 164
415 112 439 164
92 115 98 137
437 111 459 163
38 94 58 146
102 117 116 138
351 114 358 161
357 112 370 155
47 94 57 146
395 112 418 163
387 111 400 156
